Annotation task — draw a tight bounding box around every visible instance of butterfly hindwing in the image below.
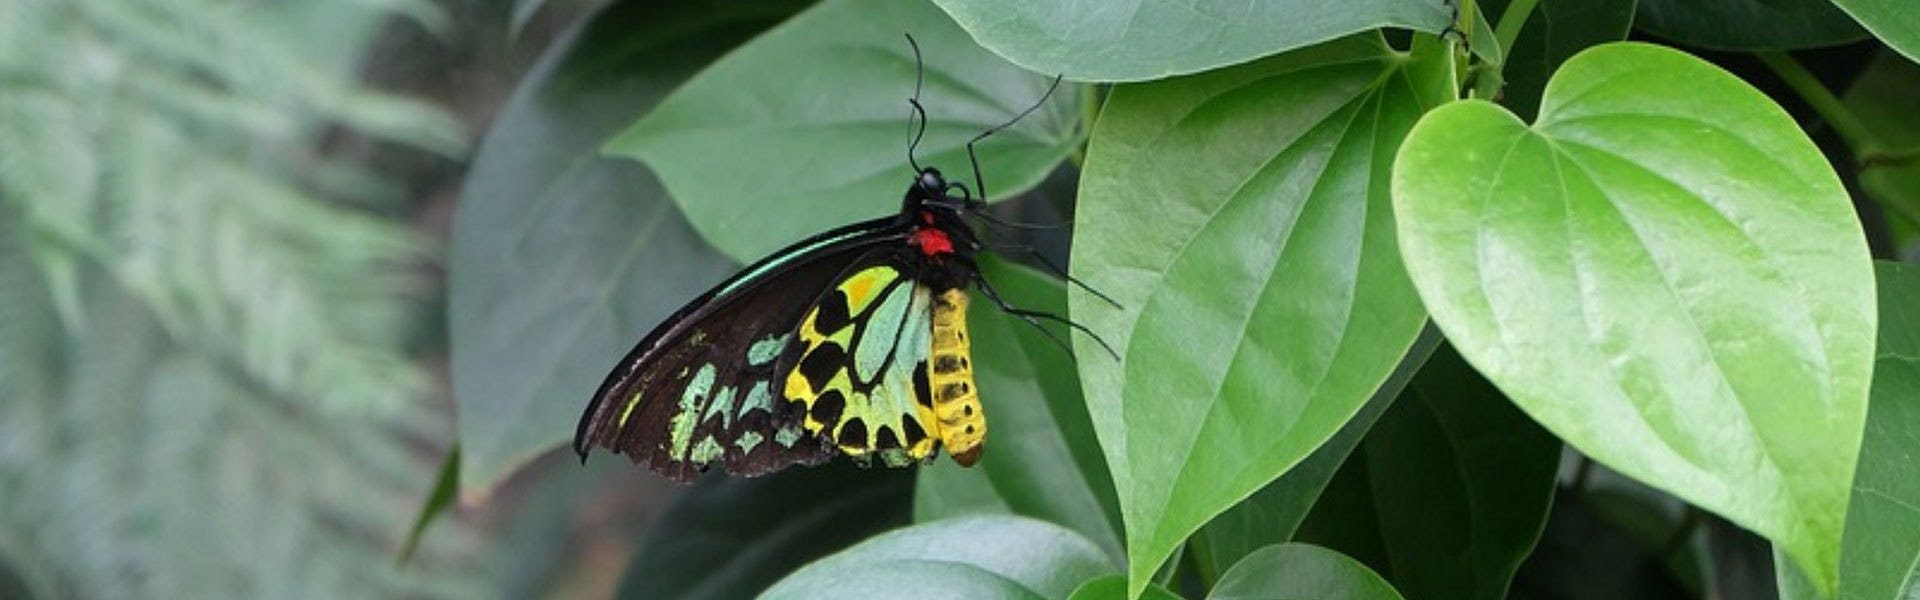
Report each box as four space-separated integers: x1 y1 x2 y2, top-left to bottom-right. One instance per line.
782 251 944 467
575 220 901 482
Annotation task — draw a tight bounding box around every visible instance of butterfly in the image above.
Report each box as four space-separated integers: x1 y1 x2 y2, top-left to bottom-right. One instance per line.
572 36 1111 482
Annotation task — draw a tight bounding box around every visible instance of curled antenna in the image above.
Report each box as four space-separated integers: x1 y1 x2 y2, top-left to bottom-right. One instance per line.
965 74 1064 203
905 34 930 173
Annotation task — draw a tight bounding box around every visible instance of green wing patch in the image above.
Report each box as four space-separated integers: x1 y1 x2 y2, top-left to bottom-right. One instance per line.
784 264 942 466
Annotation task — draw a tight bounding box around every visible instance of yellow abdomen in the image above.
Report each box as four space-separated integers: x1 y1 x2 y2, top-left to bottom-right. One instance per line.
928 289 985 466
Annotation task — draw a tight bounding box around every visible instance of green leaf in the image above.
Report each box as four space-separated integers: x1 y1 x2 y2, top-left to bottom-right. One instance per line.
1067 575 1183 600
1844 53 1920 235
449 1 802 494
1341 345 1561 600
1482 0 1635 120
1391 42 1876 594
1633 0 1867 50
1070 35 1438 597
1189 327 1442 584
609 0 1083 262
396 448 459 565
616 465 914 599
929 0 1452 82
1208 544 1405 600
1830 0 1920 64
1836 262 1920 600
913 255 1124 562
760 515 1113 599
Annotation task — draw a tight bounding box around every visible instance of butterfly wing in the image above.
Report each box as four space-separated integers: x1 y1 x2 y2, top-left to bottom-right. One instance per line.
781 249 947 468
575 218 902 482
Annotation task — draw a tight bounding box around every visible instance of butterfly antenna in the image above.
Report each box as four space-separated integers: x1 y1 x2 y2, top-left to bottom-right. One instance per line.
983 243 1123 310
966 74 1064 202
972 269 1120 361
905 33 930 172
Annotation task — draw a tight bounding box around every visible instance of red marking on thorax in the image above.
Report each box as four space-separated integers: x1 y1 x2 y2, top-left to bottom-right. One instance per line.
911 227 954 257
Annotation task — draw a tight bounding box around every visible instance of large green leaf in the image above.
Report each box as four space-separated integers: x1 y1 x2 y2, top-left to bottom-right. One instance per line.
449 1 803 494
1208 544 1404 600
608 0 1082 262
759 515 1112 599
1342 345 1560 600
929 0 1452 82
1830 0 1920 64
1070 35 1446 597
1634 0 1867 50
615 464 914 599
1391 42 1876 593
1189 327 1441 584
1837 262 1920 600
913 255 1124 562
1482 0 1635 120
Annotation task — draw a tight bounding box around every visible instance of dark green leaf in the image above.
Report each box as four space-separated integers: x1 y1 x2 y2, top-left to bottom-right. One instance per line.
450 1 802 494
396 448 460 565
616 464 914 599
1836 262 1920 600
1483 0 1635 120
913 255 1124 562
1070 35 1441 597
1509 482 1701 599
1634 0 1867 50
1207 544 1404 600
760 516 1112 599
1844 53 1920 236
608 0 1083 262
1829 0 1920 63
1189 327 1442 584
1392 42 1876 593
930 0 1453 82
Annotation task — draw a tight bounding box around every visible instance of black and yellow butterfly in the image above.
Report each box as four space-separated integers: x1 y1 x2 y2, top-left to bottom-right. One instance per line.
573 40 1102 482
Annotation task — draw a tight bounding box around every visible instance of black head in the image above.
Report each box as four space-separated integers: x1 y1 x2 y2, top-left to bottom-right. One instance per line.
902 166 983 214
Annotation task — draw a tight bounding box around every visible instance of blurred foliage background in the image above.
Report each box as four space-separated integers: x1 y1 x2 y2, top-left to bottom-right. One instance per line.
0 0 659 597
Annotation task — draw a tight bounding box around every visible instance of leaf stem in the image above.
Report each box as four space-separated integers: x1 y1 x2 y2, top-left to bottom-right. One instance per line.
1754 51 1877 155
1493 0 1539 61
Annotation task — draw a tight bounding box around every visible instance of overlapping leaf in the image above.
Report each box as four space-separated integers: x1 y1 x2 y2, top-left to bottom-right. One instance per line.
760 516 1111 599
1392 42 1876 593
1209 544 1404 600
1830 0 1920 63
1634 0 1867 50
1837 262 1920 600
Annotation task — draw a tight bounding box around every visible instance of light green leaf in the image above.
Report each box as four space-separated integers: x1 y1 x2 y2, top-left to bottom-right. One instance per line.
760 516 1112 599
1634 0 1867 50
913 255 1124 562
609 0 1082 262
450 1 801 495
1208 544 1405 600
1830 0 1920 64
1067 575 1183 600
1392 42 1876 593
1070 35 1439 597
930 0 1452 82
1189 327 1442 584
1836 262 1920 600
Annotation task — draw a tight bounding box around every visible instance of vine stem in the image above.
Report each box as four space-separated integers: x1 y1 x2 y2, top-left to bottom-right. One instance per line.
1755 51 1878 155
1492 0 1540 61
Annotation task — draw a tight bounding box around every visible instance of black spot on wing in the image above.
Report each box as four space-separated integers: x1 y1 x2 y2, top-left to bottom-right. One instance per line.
811 389 846 426
913 361 932 408
902 418 928 446
814 290 851 335
838 418 868 448
799 342 846 393
874 425 901 450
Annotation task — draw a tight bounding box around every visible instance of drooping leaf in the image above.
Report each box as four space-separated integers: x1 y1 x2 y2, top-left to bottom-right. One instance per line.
759 515 1112 599
913 255 1124 562
1836 262 1920 600
1070 34 1445 597
929 0 1453 82
609 0 1083 262
1633 0 1868 50
616 464 914 599
1481 0 1635 120
1829 0 1920 64
1392 42 1876 593
1208 544 1404 600
450 1 803 494
1189 327 1442 584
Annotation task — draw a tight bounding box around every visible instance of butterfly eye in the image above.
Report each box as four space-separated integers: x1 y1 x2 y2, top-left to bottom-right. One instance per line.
917 168 945 193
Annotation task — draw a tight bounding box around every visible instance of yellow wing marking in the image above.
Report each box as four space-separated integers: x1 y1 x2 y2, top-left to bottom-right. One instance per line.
783 271 941 466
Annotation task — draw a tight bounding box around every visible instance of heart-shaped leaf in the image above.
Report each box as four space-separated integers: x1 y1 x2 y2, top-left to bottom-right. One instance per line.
449 1 801 495
1208 544 1404 600
1829 0 1920 63
1392 42 1876 593
1633 0 1867 50
1836 262 1920 600
913 255 1124 562
930 0 1453 82
608 0 1083 262
1070 35 1446 597
759 515 1112 599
